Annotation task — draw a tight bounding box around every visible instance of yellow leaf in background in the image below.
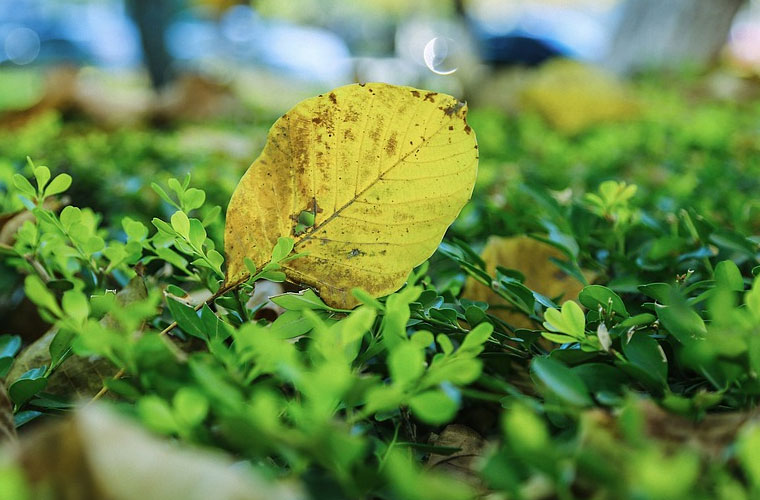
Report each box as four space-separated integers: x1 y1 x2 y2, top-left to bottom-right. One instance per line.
520 59 640 135
461 236 595 329
224 83 478 308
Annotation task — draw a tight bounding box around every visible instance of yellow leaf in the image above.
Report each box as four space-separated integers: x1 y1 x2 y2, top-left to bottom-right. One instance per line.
225 83 478 308
461 236 595 329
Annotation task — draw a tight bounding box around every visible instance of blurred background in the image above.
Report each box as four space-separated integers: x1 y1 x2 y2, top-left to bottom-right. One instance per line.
1 0 760 120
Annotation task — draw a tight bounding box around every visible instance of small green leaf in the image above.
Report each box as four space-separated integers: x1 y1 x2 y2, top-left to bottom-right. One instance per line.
44 173 72 196
171 211 191 239
24 275 63 318
271 237 295 262
188 218 207 248
543 300 585 338
459 322 493 353
9 366 48 406
183 188 206 211
166 298 206 339
579 285 629 318
151 182 179 209
714 260 744 291
33 165 50 193
13 174 36 198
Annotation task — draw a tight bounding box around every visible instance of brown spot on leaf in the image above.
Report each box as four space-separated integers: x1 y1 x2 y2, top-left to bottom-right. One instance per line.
464 125 471 134
328 92 337 104
448 125 454 130
423 92 437 102
312 117 321 124
386 134 397 155
443 100 465 117
410 90 421 98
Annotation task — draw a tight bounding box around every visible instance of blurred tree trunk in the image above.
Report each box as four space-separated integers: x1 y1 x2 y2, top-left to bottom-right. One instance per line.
127 0 176 90
604 0 746 74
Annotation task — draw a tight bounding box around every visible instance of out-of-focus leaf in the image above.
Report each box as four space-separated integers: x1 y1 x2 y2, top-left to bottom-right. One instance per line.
8 405 304 500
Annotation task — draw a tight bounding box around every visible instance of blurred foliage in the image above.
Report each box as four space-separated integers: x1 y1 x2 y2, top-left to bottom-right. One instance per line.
1 71 760 499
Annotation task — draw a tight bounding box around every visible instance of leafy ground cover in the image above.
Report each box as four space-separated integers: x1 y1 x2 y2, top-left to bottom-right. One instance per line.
1 72 760 499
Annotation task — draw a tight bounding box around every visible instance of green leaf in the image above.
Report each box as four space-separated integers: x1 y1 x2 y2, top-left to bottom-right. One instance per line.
183 188 206 211
49 328 76 369
270 310 314 338
0 335 21 378
166 298 206 339
540 332 579 345
436 334 454 356
543 300 585 338
33 165 50 193
638 283 672 304
579 285 629 318
44 173 72 196
714 260 743 291
9 366 48 407
171 211 191 239
655 303 706 343
531 356 592 407
151 182 179 208
458 322 493 353
188 218 207 248
270 237 295 263
13 174 36 199
0 335 21 359
409 390 458 425
152 218 176 236
622 333 667 385
199 304 232 341
62 289 89 323
24 275 63 318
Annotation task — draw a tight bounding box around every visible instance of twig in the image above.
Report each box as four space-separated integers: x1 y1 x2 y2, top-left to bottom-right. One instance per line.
88 280 243 404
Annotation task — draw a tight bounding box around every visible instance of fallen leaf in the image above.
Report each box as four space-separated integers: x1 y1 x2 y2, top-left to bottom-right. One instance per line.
225 83 478 308
427 424 486 484
520 59 639 135
583 399 760 460
6 277 148 400
7 405 304 500
461 236 594 329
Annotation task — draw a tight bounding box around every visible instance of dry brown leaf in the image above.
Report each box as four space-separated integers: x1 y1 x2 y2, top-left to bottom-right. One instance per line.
461 236 594 329
427 424 486 482
6 277 147 400
224 83 478 308
7 405 304 500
